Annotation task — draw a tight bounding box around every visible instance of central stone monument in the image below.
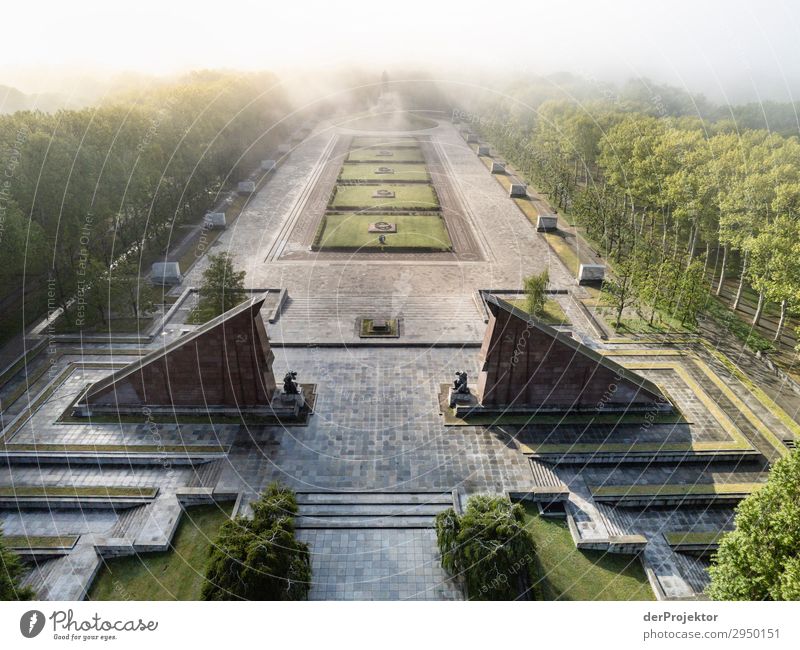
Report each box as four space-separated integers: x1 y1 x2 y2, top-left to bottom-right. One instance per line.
73 294 308 420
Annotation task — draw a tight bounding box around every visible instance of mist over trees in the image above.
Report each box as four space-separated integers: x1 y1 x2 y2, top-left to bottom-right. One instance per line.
0 71 291 339
458 76 800 343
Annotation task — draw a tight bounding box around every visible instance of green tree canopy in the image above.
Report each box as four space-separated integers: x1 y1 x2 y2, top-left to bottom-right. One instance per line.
523 269 549 318
435 495 539 600
191 252 247 323
707 450 800 600
201 483 311 601
1 528 35 600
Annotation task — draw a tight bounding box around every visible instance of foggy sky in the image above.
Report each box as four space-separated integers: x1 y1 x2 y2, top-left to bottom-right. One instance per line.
2 0 799 104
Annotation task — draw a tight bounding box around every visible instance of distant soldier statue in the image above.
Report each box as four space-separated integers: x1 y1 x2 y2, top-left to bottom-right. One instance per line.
283 371 299 395
453 371 469 394
378 234 387 245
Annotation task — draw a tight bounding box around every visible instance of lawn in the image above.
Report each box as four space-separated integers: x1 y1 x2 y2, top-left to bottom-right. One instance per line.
330 184 438 210
507 297 570 326
522 505 655 600
88 503 233 600
338 162 429 182
346 146 423 163
316 214 451 251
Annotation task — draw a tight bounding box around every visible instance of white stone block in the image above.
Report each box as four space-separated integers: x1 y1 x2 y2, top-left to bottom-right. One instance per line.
238 181 256 193
509 183 527 197
204 212 226 229
151 262 182 285
578 264 606 284
491 161 505 173
536 215 558 231
261 159 277 172
477 145 490 156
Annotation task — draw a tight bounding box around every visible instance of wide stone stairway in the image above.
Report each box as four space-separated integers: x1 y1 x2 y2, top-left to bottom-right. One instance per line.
294 491 455 528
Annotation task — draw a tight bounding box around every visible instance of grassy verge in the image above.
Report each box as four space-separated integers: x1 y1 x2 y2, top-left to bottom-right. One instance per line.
663 531 724 546
590 483 763 498
526 440 751 454
4 535 78 549
3 443 226 454
317 214 451 250
88 503 233 600
521 505 654 601
0 486 158 498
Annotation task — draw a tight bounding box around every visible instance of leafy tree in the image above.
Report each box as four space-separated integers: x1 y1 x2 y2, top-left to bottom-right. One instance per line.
1 528 35 600
191 252 247 323
707 450 800 600
601 255 641 328
435 495 539 600
202 483 311 601
523 270 549 318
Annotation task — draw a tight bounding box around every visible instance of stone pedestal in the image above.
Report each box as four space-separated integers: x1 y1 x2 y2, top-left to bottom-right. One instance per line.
238 181 256 193
270 388 306 419
261 159 277 172
578 264 606 285
466 134 478 144
491 162 505 173
477 145 490 156
536 215 558 231
448 387 479 414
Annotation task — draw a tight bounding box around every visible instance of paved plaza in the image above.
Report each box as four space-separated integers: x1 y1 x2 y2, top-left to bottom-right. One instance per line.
1 118 798 601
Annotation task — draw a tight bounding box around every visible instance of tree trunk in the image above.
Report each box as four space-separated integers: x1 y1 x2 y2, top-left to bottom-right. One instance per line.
752 291 765 326
687 225 698 266
732 250 748 312
774 300 787 343
716 244 728 295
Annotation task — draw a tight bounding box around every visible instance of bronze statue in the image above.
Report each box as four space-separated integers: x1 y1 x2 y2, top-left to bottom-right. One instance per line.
283 371 299 395
453 371 469 394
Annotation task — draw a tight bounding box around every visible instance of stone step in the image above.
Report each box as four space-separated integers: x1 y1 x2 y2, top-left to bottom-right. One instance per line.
294 492 453 506
298 504 448 517
294 514 435 529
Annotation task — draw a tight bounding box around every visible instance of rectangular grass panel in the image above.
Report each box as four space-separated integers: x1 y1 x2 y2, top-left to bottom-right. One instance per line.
338 162 429 182
317 214 451 251
346 146 423 163
590 483 763 498
330 184 439 210
4 535 79 549
0 486 159 498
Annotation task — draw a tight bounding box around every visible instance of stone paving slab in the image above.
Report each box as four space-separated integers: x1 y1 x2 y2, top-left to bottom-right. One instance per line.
298 528 461 600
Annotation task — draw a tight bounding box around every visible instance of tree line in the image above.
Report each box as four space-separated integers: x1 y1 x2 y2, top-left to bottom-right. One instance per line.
0 71 292 337
461 82 800 345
